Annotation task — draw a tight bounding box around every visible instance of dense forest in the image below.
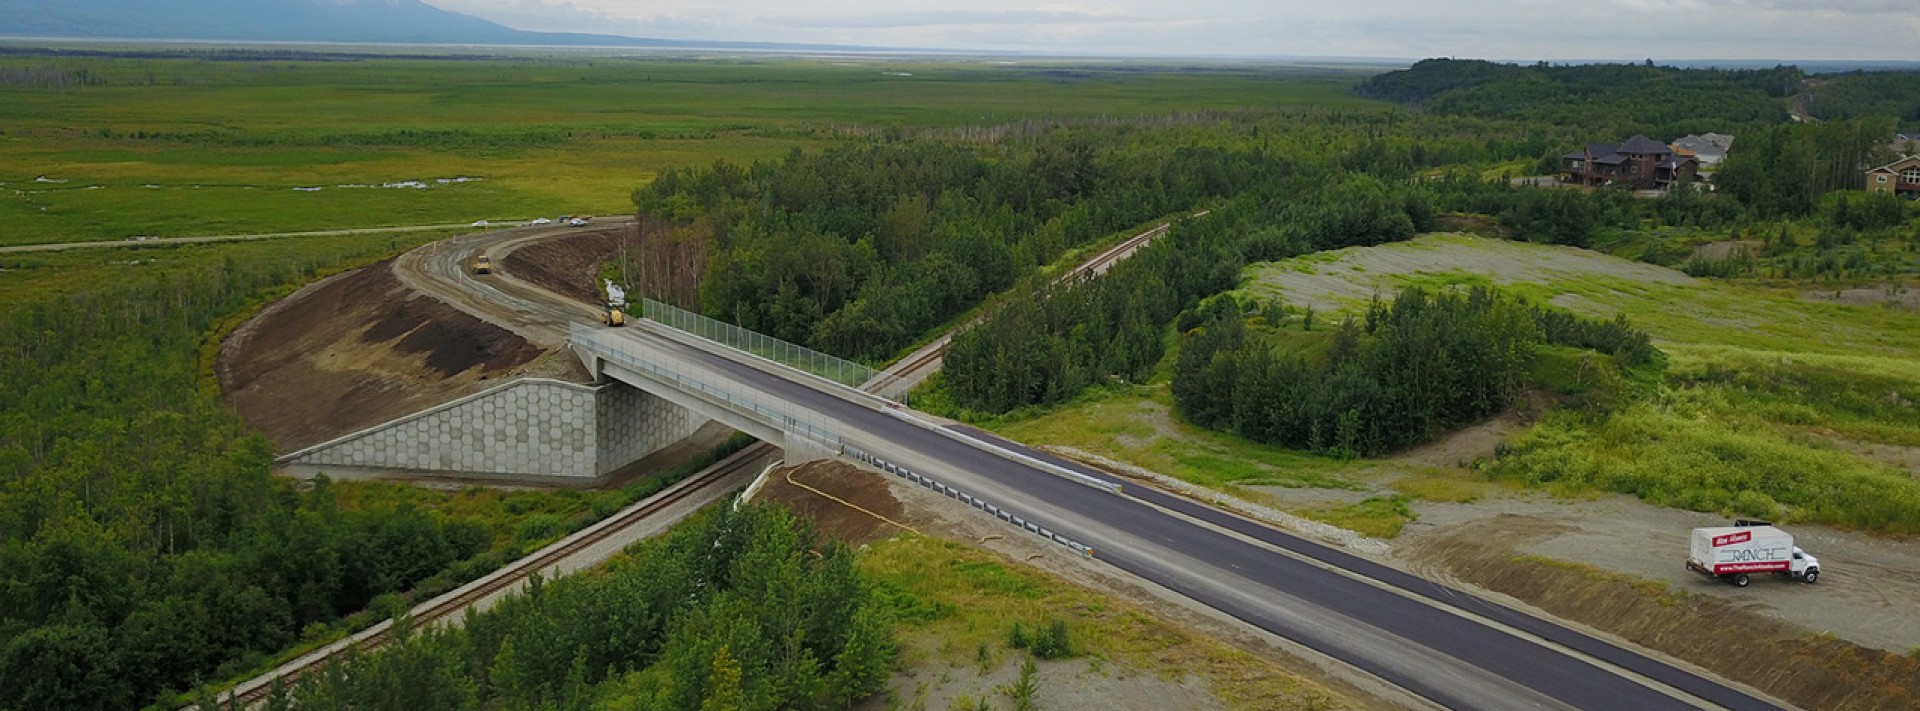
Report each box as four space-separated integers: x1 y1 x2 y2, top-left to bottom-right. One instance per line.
1352 58 1798 138
626 132 1284 363
1356 57 1920 145
1805 72 1920 133
941 174 1436 413
624 111 1580 364
0 239 716 710
0 251 524 709
1714 117 1902 217
230 503 893 711
1172 288 1653 457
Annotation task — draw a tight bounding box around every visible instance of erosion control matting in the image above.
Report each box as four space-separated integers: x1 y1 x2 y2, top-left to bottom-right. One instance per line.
758 460 907 546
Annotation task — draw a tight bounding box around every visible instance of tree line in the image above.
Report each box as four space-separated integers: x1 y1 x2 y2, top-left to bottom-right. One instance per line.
1173 287 1654 458
1805 71 1920 133
941 173 1437 414
1354 58 1797 138
227 503 893 711
627 132 1291 363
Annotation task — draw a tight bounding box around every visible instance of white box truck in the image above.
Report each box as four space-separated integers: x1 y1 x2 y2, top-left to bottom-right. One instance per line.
1686 523 1819 587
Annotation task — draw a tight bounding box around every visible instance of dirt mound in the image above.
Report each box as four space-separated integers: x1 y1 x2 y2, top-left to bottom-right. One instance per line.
503 226 639 306
1406 516 1920 711
757 460 906 546
219 261 545 451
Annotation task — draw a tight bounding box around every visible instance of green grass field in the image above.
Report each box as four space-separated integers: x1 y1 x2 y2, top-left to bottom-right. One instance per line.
991 233 1920 536
0 53 1382 245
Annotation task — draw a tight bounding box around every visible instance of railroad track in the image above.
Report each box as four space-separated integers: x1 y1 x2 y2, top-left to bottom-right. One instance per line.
1071 222 1170 279
864 215 1191 398
218 443 773 707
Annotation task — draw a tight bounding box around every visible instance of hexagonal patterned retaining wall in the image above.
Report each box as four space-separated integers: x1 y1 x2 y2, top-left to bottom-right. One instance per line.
280 378 702 482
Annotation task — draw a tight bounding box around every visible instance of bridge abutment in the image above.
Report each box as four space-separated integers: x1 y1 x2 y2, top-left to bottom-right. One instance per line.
278 378 704 485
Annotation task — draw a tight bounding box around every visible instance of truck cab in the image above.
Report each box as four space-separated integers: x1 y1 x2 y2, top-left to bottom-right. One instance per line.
1783 547 1820 584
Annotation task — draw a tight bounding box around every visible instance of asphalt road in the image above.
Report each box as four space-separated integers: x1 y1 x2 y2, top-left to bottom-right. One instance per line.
590 324 1790 711
406 220 1789 710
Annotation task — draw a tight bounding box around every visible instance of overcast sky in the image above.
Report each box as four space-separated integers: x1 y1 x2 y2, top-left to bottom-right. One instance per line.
422 0 1920 60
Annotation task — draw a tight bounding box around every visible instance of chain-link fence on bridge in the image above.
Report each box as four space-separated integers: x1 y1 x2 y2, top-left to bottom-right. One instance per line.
640 298 879 390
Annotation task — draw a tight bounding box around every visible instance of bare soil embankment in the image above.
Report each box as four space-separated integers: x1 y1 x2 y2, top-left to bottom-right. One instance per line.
757 460 909 546
219 260 544 451
221 228 650 453
502 226 639 307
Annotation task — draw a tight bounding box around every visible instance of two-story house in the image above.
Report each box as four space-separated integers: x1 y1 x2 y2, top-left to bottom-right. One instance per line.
1865 155 1920 198
1562 134 1697 190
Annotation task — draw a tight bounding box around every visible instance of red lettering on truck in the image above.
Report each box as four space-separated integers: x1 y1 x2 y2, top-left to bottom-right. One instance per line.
1711 531 1751 547
1714 561 1789 573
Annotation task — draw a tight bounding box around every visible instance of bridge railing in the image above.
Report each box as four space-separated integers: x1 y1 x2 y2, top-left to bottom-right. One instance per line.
640 298 880 391
573 327 841 449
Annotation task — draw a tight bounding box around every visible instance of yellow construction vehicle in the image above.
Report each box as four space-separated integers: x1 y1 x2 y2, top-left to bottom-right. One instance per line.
601 280 628 326
472 255 492 274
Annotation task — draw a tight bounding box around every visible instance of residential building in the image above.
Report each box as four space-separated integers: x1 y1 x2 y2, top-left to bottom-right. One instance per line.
1884 133 1919 158
1671 133 1735 166
1562 134 1698 190
1864 155 1920 198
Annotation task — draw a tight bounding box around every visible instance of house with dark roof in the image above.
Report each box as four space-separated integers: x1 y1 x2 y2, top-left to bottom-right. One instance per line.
1865 155 1920 199
1562 134 1698 190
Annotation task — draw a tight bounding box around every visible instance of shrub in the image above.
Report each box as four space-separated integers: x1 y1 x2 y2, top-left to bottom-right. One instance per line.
1004 657 1040 711
1008 618 1076 660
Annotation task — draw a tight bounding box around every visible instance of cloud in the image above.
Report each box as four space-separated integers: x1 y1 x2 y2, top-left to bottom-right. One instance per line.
424 0 1920 59
776 9 1132 30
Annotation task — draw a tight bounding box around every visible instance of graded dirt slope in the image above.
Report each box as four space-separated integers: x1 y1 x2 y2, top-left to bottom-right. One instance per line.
219 260 545 450
756 460 908 546
501 226 639 307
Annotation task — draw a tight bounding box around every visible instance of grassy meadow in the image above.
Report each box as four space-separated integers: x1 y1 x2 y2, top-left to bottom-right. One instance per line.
0 52 1381 245
987 233 1920 537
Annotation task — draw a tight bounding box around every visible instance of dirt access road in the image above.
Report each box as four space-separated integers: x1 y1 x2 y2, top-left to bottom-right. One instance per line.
219 219 636 450
390 218 636 348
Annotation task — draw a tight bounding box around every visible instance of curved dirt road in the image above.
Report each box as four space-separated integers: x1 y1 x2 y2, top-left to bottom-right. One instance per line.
391 219 630 348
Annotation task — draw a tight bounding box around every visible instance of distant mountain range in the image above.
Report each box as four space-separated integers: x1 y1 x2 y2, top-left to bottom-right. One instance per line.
0 0 877 51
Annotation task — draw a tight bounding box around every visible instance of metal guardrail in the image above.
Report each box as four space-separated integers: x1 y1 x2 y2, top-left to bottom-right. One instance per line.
641 298 879 390
844 443 1095 558
573 329 842 450
575 325 1100 558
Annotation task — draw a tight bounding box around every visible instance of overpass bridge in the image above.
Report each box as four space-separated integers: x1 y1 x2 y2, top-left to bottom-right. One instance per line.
284 302 1789 711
